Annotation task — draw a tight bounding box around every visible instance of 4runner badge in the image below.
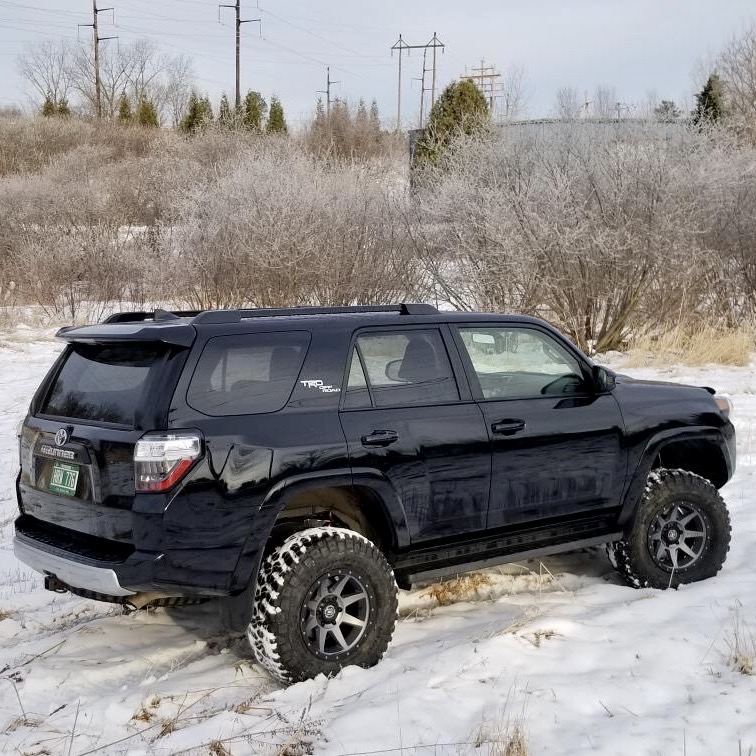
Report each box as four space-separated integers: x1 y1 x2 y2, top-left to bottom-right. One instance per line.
300 379 340 393
55 428 69 447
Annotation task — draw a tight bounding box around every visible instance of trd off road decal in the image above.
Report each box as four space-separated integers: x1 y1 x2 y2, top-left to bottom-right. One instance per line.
300 379 341 393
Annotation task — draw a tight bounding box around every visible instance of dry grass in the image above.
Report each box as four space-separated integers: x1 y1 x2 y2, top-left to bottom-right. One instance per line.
423 572 493 607
474 716 528 756
726 608 756 676
0 609 12 621
209 740 233 756
626 324 754 367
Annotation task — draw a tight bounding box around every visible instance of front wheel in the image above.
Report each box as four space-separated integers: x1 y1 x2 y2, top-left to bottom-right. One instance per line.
607 468 731 589
248 527 398 683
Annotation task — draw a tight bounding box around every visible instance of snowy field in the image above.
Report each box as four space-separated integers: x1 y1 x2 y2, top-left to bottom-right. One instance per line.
0 328 755 755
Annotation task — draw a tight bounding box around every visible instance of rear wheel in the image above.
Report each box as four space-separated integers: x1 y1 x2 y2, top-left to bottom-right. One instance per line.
248 527 398 683
607 469 731 589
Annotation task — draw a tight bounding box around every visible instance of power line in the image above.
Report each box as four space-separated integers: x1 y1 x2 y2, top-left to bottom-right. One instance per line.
218 0 260 109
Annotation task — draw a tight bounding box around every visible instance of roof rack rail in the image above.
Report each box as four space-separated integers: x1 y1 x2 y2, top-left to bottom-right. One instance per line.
103 310 202 324
193 303 437 325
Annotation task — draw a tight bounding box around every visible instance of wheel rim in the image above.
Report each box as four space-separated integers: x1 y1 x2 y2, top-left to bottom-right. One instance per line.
300 571 370 659
647 502 708 572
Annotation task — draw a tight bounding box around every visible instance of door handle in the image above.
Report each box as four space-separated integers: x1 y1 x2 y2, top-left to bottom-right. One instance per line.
491 419 526 436
361 430 399 447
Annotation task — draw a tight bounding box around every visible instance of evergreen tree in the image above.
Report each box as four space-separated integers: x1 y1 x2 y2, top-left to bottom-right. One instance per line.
369 99 381 132
218 92 232 128
56 98 71 118
41 96 55 118
243 90 267 132
137 97 159 128
118 93 133 123
267 96 288 134
653 99 681 123
181 91 213 134
693 74 724 125
414 79 489 166
314 97 325 124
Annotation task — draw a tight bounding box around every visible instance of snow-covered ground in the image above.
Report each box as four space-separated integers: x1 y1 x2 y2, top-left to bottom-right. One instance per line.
1 329 755 755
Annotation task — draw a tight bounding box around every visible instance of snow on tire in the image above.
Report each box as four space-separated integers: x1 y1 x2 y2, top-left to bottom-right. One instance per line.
607 468 731 589
247 527 398 684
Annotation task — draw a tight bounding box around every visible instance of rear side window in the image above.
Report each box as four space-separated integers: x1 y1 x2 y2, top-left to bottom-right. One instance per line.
350 330 459 408
43 344 164 426
187 332 310 416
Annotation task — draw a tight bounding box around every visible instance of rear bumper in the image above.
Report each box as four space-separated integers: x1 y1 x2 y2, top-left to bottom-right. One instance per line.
14 534 135 596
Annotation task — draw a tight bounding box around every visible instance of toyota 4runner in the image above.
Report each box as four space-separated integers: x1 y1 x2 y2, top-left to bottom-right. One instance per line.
13 304 735 682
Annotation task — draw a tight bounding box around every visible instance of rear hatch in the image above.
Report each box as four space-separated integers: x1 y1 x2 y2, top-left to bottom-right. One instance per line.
18 330 191 544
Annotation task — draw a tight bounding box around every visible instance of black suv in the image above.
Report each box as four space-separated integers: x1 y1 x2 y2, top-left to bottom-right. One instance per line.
14 304 735 682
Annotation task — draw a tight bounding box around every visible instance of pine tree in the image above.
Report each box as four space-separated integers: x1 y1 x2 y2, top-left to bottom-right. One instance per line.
118 93 133 123
138 97 159 128
314 97 325 124
56 98 71 118
181 91 213 134
218 92 232 128
369 99 381 132
693 74 724 125
243 90 267 132
41 96 55 118
267 96 288 134
200 96 214 123
414 79 489 166
653 100 681 123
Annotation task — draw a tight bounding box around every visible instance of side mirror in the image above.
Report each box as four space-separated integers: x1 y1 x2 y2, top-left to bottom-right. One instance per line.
385 359 403 382
592 365 616 393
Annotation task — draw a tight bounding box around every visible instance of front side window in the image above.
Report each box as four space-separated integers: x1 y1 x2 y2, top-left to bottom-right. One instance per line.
187 331 310 416
457 326 587 400
348 329 459 408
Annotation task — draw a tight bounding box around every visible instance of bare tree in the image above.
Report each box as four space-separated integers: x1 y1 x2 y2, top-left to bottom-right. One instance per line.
155 54 195 128
717 21 756 140
499 64 528 121
554 86 581 120
17 40 73 107
592 85 617 119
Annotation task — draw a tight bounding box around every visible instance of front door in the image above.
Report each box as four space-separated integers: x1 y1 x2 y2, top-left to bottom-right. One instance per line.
339 326 491 542
452 324 627 529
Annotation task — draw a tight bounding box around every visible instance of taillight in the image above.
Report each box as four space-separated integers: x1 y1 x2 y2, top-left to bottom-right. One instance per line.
134 433 202 493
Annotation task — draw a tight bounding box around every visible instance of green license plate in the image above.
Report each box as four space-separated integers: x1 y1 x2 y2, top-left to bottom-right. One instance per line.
49 462 80 497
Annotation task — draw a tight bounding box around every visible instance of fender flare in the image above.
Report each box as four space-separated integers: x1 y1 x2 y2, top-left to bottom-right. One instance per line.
617 427 729 528
229 467 409 592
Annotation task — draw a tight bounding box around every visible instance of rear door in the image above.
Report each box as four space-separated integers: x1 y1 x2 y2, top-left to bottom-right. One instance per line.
452 323 627 529
338 326 491 542
18 342 185 542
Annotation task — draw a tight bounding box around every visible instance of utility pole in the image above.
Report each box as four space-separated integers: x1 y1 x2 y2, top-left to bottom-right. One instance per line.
391 33 444 132
79 1 117 118
219 0 261 110
316 66 340 116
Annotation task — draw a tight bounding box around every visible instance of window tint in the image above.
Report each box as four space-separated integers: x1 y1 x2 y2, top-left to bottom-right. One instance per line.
187 332 309 416
458 327 587 399
354 330 459 407
43 344 164 426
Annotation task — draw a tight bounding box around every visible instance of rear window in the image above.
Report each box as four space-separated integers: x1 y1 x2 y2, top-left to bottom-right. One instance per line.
43 344 164 426
187 332 310 416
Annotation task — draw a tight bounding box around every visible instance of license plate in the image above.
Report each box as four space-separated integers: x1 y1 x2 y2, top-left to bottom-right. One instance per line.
49 462 80 497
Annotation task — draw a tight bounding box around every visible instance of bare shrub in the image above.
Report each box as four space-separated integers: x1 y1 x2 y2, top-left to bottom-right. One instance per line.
717 22 756 143
172 139 426 309
726 607 756 676
415 121 756 352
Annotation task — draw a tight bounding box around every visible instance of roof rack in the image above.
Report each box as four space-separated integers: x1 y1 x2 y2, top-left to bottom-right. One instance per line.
192 303 437 325
102 309 202 324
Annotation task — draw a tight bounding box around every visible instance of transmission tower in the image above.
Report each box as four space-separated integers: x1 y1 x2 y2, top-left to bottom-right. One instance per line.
461 59 501 114
390 32 444 131
78 1 117 118
219 0 261 110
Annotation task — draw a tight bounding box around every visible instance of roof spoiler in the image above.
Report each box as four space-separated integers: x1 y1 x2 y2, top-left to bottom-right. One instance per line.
55 322 196 347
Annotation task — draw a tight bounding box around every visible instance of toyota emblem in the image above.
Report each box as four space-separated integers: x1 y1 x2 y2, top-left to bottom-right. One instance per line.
55 428 69 447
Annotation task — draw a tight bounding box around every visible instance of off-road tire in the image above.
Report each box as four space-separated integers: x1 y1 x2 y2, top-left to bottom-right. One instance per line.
607 468 731 589
247 527 398 683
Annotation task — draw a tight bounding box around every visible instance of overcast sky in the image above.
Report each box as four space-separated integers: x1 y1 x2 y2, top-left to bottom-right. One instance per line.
1 0 754 127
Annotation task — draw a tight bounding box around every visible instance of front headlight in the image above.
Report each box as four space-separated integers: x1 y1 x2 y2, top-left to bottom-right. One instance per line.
715 397 733 417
